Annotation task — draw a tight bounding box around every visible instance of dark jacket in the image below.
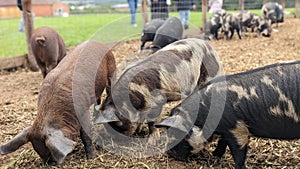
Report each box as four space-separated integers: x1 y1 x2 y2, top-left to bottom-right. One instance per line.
150 0 169 20
176 0 194 11
17 0 22 11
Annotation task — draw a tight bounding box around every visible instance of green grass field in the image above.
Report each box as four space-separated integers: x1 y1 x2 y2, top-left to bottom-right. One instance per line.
0 9 295 58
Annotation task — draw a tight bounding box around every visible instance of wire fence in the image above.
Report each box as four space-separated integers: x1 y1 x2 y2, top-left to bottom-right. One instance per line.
169 0 298 11
0 0 299 58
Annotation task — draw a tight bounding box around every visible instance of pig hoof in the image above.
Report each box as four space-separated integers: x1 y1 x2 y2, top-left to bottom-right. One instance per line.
86 151 96 159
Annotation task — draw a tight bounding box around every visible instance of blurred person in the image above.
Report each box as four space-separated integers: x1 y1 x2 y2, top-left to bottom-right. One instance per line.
150 0 169 20
128 0 138 27
176 0 196 29
17 0 35 32
17 0 24 32
208 0 223 14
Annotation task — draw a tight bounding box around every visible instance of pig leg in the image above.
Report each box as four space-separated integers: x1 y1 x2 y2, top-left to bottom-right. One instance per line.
141 41 146 50
229 29 234 39
80 128 96 159
212 138 227 158
227 138 247 169
148 122 160 144
214 30 218 40
35 57 47 78
237 28 242 39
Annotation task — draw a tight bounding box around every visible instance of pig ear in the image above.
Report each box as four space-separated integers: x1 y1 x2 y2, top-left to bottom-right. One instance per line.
155 115 189 133
0 127 31 155
45 128 75 165
93 105 120 124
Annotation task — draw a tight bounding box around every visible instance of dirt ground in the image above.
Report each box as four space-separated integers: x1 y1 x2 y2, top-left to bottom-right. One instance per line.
0 18 299 169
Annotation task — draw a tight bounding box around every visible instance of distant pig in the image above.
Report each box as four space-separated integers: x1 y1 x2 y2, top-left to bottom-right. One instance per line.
95 38 222 138
31 26 67 78
236 11 257 33
141 18 165 50
222 13 242 40
203 13 223 40
253 15 272 37
156 60 300 169
151 17 183 53
0 41 116 165
262 2 284 27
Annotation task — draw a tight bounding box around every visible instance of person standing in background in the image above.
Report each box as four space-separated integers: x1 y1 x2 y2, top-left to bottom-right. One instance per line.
128 0 138 27
208 0 223 14
176 0 196 29
17 0 24 32
150 0 169 20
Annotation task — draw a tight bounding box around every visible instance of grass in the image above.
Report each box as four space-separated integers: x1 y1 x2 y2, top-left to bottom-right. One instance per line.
0 13 144 58
0 8 296 58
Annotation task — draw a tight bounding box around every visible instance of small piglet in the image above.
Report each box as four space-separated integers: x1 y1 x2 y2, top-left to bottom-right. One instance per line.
222 13 242 40
203 13 224 40
253 15 272 37
151 17 183 53
31 26 67 78
236 11 257 33
141 18 165 50
156 60 300 169
0 41 116 165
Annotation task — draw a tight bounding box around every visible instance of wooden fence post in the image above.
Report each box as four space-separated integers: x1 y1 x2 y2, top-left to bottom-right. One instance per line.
22 0 39 71
142 0 148 26
239 0 244 11
296 0 300 17
202 0 207 29
281 0 285 10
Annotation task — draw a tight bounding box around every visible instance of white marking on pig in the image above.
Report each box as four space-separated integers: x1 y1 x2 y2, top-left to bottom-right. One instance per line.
187 126 206 154
261 76 274 86
128 82 165 114
276 66 284 76
261 76 299 122
211 17 217 25
160 43 190 52
228 85 259 101
249 87 258 98
230 121 249 148
268 9 276 14
204 84 213 94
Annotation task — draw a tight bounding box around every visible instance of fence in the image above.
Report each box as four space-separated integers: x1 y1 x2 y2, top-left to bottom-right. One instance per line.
200 0 299 29
0 0 299 62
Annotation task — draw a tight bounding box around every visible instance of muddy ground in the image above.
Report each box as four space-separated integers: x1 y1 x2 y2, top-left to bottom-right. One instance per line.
0 18 299 169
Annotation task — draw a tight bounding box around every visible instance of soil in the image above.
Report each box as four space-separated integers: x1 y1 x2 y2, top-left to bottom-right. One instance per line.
0 18 299 169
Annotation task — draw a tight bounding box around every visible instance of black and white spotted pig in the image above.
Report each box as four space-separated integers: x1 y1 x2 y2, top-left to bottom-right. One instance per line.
202 9 226 40
215 9 226 17
141 18 165 50
94 38 222 138
222 13 242 40
203 14 223 40
156 60 300 169
262 2 284 27
236 11 257 33
151 16 183 53
253 15 272 37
